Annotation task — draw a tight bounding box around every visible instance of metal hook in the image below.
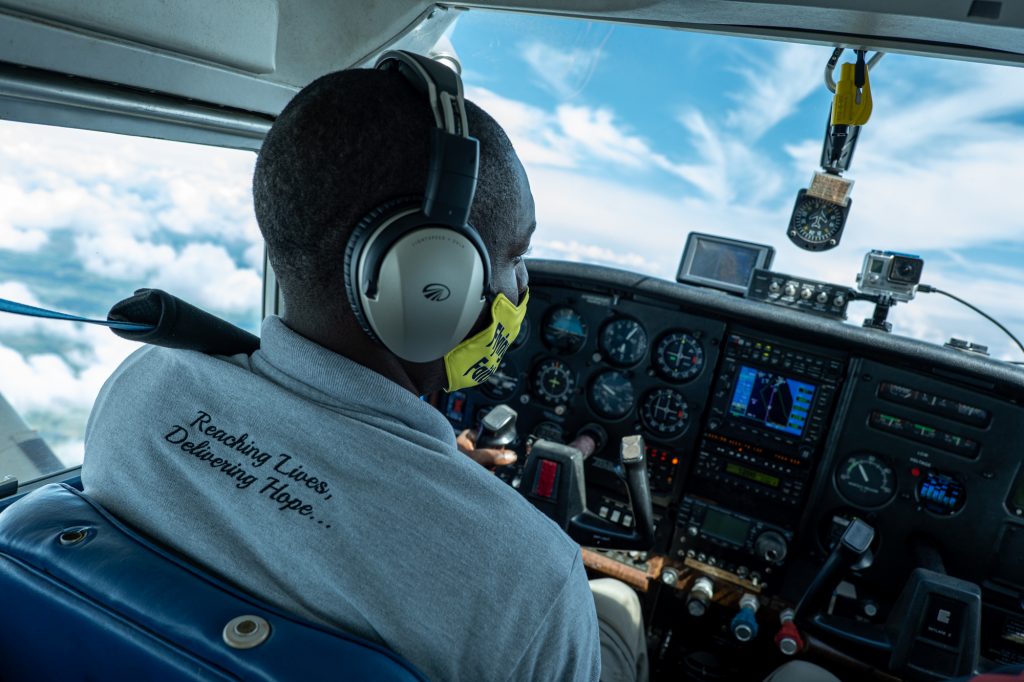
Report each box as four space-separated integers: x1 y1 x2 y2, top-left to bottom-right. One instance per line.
825 48 884 93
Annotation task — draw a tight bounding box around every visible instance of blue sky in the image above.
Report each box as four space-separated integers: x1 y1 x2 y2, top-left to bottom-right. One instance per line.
447 10 1024 358
2 8 1024 471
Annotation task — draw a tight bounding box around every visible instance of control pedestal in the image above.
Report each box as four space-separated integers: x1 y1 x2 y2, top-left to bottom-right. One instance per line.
521 434 656 551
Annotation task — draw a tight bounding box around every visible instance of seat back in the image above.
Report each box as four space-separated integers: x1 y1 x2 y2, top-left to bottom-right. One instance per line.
0 483 428 682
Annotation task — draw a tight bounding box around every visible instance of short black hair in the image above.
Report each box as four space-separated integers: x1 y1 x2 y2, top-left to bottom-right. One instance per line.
253 68 521 308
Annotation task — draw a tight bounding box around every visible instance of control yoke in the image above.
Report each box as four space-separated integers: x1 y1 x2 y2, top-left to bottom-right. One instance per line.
519 431 656 551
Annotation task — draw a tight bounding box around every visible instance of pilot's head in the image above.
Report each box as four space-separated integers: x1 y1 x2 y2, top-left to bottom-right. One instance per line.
253 67 534 394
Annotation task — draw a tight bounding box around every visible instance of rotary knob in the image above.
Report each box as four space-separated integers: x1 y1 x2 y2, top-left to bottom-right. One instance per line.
833 294 847 307
816 291 829 304
686 576 714 617
783 284 798 298
754 531 788 564
800 287 813 300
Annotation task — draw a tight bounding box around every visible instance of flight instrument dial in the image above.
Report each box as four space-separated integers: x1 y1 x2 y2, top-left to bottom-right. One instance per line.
588 370 636 419
480 360 520 401
787 189 850 252
654 332 705 382
834 454 896 508
542 307 588 354
533 359 577 405
640 388 690 438
600 318 648 366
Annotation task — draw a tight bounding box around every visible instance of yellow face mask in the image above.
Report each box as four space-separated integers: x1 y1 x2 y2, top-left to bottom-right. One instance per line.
444 289 529 392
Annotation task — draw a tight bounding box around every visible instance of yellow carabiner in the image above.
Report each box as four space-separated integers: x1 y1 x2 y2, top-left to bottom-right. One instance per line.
832 60 873 126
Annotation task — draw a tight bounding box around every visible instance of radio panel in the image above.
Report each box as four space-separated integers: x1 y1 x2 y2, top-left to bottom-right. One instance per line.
670 496 793 579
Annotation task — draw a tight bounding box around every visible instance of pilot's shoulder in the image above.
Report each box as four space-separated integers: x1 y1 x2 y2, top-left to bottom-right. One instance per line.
458 461 583 570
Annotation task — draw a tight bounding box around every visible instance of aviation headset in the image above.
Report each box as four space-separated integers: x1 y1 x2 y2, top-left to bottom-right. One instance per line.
342 50 492 364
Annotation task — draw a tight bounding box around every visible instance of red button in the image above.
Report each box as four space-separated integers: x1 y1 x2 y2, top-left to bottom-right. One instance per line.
535 459 559 499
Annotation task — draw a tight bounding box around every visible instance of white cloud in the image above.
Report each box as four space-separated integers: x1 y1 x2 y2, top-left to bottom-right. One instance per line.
72 234 262 314
0 121 261 251
150 243 262 314
725 43 824 140
0 328 137 415
555 106 651 168
470 86 785 206
74 235 177 280
466 86 579 168
533 239 657 272
521 41 607 100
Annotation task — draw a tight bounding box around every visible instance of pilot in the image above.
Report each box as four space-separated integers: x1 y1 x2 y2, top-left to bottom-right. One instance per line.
82 55 838 682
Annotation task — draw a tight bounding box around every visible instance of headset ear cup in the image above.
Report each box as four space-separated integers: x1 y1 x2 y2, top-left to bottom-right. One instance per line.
343 198 420 344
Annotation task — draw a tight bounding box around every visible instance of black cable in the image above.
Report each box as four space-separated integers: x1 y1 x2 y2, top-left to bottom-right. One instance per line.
918 284 1024 359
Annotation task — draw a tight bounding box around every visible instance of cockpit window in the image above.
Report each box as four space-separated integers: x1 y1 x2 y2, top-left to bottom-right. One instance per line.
0 120 262 485
448 11 1024 361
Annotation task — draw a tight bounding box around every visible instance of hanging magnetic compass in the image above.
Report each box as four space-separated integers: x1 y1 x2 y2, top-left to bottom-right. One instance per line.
787 189 850 252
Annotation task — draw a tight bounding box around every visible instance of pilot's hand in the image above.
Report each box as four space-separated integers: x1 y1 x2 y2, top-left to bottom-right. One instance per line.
456 429 517 469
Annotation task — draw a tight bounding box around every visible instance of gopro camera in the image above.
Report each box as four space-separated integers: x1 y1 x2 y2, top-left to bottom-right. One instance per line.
856 250 924 302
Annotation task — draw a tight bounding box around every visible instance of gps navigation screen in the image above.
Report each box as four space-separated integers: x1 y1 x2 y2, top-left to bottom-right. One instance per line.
729 366 817 437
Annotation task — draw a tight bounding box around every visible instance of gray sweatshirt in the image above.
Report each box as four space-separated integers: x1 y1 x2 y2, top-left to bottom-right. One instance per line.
82 315 600 682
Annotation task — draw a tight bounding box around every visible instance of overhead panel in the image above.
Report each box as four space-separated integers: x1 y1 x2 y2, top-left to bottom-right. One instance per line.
0 0 279 73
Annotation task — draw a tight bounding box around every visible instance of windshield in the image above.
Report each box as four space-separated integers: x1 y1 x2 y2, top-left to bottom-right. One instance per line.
447 10 1024 361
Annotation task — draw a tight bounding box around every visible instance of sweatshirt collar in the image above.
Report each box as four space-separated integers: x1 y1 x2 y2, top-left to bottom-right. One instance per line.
254 315 455 446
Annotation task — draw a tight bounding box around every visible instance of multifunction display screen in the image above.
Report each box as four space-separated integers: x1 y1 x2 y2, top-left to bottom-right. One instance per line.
729 365 817 437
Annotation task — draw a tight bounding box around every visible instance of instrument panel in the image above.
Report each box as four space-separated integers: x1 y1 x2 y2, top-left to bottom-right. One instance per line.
433 262 1024 667
441 286 726 518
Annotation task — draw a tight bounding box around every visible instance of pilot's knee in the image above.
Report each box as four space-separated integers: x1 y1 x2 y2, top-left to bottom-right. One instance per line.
590 577 642 629
763 660 841 682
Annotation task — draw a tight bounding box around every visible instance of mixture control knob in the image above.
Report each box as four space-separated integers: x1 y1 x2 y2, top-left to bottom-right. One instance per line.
730 593 760 642
775 609 804 656
755 531 788 564
686 576 714 617
800 287 813 300
783 284 798 298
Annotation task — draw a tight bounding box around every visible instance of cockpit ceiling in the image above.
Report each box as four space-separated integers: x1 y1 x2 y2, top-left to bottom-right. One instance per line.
1 0 1023 118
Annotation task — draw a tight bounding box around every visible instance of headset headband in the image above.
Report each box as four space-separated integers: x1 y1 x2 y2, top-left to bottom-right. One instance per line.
375 51 479 228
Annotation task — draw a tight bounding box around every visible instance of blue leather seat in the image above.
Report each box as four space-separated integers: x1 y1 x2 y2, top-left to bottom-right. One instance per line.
0 483 428 681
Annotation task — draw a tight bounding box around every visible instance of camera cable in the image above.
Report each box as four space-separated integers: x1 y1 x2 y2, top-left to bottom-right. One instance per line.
917 284 1024 361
